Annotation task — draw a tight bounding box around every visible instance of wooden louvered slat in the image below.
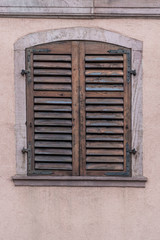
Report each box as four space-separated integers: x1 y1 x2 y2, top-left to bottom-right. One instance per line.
35 155 72 162
35 141 72 148
86 134 123 141
35 134 72 141
35 127 72 133
34 105 72 112
86 127 124 134
86 84 123 91
86 113 124 119
34 69 72 76
34 84 72 91
86 163 123 170
85 63 123 69
86 141 123 148
85 55 123 62
35 119 72 126
34 77 71 83
86 120 123 126
34 98 72 104
86 98 123 104
86 149 124 155
34 62 71 68
33 55 71 61
35 163 72 170
86 105 123 112
86 156 124 163
35 148 72 155
86 92 124 98
35 112 72 119
86 77 123 83
85 69 123 76
34 91 72 97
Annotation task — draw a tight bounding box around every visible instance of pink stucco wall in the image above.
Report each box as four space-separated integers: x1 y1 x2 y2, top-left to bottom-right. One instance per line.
0 18 160 240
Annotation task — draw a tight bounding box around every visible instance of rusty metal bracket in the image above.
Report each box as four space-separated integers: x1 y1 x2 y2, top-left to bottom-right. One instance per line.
22 147 29 154
21 69 29 76
31 48 51 53
105 143 132 177
129 69 136 76
129 148 137 155
108 49 134 83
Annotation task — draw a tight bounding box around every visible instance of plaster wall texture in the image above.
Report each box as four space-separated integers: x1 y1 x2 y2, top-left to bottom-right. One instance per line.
0 18 160 240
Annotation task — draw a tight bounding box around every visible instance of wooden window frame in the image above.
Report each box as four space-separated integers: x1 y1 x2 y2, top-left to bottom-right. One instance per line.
13 27 147 187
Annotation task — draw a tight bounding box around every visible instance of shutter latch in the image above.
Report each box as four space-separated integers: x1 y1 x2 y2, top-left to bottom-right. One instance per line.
21 69 29 76
129 70 136 76
22 147 29 154
128 148 137 155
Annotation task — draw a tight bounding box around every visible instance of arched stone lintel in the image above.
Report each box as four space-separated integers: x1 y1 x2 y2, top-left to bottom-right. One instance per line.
14 27 142 51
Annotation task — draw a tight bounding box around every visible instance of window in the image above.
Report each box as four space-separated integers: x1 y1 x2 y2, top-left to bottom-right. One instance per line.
26 40 130 176
13 27 146 186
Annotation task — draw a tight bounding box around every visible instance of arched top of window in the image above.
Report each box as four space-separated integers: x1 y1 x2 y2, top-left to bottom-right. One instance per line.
14 27 142 51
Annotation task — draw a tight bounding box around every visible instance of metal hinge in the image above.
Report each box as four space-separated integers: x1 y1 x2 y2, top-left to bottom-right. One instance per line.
22 147 30 154
129 148 137 155
105 143 136 177
32 48 51 53
129 70 136 76
21 69 30 76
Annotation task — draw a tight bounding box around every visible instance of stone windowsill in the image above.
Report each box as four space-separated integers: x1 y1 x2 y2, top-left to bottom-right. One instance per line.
12 175 147 187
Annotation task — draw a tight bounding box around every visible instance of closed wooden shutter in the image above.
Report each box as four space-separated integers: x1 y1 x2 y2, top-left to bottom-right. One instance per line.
79 42 131 176
26 41 131 176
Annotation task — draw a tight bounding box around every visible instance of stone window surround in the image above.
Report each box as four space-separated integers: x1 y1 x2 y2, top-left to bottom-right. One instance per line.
13 27 147 187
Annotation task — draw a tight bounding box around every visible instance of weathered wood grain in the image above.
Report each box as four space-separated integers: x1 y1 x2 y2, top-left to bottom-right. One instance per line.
86 120 123 126
35 163 72 170
35 156 72 162
35 148 72 155
86 163 123 170
34 77 71 83
34 105 72 112
35 134 72 141
35 112 72 119
86 77 123 84
86 156 124 162
79 42 86 176
86 141 123 148
86 134 123 141
34 62 71 69
71 41 80 176
34 119 72 126
34 97 72 104
35 141 72 148
34 84 71 91
86 98 124 104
